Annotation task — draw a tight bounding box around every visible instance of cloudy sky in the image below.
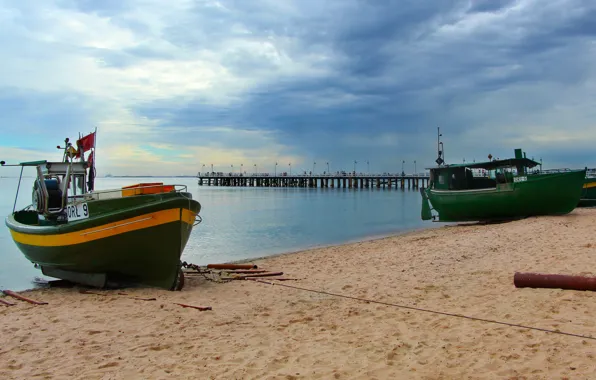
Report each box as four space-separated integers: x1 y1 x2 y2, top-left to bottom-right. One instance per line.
1 0 595 176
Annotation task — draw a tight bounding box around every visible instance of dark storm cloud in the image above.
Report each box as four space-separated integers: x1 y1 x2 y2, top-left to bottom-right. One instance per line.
2 0 596 172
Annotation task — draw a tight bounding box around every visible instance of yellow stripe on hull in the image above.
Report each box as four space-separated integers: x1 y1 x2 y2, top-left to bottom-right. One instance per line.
584 182 596 189
10 208 197 248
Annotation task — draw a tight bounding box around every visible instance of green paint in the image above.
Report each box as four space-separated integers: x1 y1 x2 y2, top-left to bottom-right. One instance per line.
8 191 199 235
420 188 432 221
18 160 48 166
6 191 201 290
15 220 192 290
420 149 586 222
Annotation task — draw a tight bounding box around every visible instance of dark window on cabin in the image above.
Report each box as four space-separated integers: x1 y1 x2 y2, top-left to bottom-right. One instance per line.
448 168 467 190
439 167 499 190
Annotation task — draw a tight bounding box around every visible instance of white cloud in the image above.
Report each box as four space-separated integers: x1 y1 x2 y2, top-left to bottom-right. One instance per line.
0 0 328 173
1 0 596 174
0 146 57 177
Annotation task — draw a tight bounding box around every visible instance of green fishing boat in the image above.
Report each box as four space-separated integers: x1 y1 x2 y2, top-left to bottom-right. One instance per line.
2 131 202 290
420 130 586 222
578 169 596 207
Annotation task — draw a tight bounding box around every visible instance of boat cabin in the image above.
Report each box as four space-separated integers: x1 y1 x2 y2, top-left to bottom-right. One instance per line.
428 149 541 191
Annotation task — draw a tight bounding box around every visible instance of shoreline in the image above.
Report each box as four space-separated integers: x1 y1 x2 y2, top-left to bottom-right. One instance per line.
228 223 444 266
2 223 441 293
2 208 596 379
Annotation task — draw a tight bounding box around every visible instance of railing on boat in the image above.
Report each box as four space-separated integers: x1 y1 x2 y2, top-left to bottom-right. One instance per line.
468 167 592 179
68 183 189 202
531 168 596 176
535 168 573 174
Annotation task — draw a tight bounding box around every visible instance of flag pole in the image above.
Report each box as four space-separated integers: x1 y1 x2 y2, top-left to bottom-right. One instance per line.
79 131 85 163
90 127 97 191
93 126 97 172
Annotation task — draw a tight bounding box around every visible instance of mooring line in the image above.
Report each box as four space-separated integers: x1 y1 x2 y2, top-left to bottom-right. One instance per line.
249 279 596 341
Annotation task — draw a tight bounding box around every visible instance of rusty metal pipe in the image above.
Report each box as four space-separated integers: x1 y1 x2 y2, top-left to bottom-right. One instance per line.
514 272 596 291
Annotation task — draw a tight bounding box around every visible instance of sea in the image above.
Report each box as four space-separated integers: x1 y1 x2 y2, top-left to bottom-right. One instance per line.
0 176 435 291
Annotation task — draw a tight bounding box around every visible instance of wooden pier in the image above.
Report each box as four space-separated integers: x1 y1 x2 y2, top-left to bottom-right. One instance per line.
197 174 430 189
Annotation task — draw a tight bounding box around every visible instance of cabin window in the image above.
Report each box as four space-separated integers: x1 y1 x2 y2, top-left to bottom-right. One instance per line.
438 175 445 185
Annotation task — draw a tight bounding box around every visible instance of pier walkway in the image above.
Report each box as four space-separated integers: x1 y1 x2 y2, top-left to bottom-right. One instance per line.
197 173 430 189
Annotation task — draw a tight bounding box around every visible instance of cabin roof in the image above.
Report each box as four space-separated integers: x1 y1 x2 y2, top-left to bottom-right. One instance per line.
18 160 48 166
43 161 88 175
426 157 541 171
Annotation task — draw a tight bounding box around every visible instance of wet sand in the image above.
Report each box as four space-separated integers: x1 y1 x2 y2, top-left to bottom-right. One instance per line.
2 208 596 379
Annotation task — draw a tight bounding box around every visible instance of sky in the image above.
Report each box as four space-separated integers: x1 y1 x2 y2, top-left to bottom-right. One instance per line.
1 0 595 177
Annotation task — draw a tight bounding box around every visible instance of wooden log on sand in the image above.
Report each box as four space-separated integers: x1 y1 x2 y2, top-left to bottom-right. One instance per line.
2 290 48 305
79 290 107 296
174 303 212 311
223 269 269 274
236 272 284 280
514 272 596 291
80 290 155 301
207 263 258 270
0 298 15 306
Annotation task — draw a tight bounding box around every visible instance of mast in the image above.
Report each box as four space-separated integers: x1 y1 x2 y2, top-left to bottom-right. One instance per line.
437 127 440 161
88 127 97 192
436 127 444 166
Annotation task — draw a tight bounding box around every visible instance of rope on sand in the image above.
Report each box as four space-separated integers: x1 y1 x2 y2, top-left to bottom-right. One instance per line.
250 279 596 342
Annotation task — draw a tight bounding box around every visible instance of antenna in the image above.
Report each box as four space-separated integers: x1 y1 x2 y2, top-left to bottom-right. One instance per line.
435 127 444 166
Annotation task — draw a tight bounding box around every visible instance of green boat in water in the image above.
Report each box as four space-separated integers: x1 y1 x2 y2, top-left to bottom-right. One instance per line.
578 169 596 207
420 131 586 222
2 131 202 290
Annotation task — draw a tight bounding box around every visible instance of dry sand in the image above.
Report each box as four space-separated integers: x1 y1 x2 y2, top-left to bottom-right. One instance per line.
2 208 596 379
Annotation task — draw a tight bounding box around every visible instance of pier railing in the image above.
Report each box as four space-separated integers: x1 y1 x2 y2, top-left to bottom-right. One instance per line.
196 173 430 189
196 172 430 178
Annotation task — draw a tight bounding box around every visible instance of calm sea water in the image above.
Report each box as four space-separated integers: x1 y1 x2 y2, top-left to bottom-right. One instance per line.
0 176 433 290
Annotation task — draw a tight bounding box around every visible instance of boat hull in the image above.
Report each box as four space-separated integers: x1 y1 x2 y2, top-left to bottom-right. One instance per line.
5 192 200 290
425 170 586 222
578 178 596 207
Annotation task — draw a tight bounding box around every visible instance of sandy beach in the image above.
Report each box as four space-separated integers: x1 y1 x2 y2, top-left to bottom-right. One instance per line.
2 208 596 379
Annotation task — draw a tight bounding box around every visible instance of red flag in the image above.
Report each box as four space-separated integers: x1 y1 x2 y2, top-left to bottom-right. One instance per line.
75 132 95 157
